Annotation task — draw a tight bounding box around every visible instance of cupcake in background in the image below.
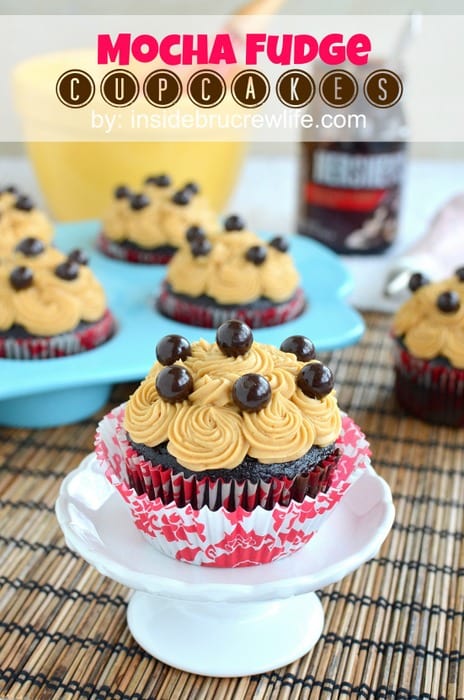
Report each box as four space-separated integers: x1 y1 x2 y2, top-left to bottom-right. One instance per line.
392 268 464 425
0 239 116 359
95 320 371 567
156 214 306 328
0 186 54 258
98 174 217 264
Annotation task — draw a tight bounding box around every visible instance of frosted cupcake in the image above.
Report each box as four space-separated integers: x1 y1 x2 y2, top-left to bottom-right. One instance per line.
0 187 53 258
156 215 306 328
96 320 370 567
0 238 116 358
98 174 217 264
392 269 464 425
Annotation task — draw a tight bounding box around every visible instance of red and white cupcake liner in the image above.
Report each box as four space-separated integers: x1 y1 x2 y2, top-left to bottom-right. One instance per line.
97 232 175 264
97 410 339 511
0 309 116 359
95 404 371 567
156 282 307 329
393 343 464 426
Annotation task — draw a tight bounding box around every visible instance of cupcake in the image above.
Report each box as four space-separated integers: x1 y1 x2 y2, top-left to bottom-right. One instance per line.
97 174 217 264
95 320 370 567
0 187 53 258
392 269 464 426
156 215 307 328
0 238 116 359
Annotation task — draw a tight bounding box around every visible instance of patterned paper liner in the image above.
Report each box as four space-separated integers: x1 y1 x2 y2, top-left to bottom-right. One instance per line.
97 232 175 264
0 309 116 359
95 404 371 567
393 343 464 426
156 281 307 329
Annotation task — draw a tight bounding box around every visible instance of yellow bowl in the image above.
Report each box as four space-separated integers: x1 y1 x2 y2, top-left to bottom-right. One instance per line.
13 51 246 221
23 140 245 221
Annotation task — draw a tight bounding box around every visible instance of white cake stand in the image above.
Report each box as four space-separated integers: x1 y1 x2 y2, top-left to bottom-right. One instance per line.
56 454 394 677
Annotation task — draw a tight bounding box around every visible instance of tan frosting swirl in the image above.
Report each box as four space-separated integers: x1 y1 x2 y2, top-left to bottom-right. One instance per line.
166 229 301 305
392 275 464 367
242 395 315 463
102 180 217 249
124 378 181 446
0 244 108 335
124 337 342 471
167 404 248 470
0 193 53 257
291 391 342 447
13 282 81 336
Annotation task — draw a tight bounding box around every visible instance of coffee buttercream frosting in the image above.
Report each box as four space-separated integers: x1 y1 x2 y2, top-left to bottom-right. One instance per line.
0 241 108 336
0 190 53 257
102 178 217 250
124 333 341 471
166 229 300 305
392 272 464 368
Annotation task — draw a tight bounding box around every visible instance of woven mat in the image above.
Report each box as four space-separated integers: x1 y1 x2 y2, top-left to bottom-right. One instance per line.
1 311 464 700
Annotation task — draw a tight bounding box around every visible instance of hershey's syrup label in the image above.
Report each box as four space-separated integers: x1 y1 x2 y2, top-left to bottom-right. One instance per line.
312 149 406 189
298 142 407 254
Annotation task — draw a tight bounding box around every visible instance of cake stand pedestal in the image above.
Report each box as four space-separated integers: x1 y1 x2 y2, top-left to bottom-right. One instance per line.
56 454 394 677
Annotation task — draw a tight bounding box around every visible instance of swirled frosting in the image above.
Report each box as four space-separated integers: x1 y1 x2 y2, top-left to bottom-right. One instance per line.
166 230 301 305
0 243 108 336
392 273 464 368
0 191 54 257
102 178 217 249
124 338 341 471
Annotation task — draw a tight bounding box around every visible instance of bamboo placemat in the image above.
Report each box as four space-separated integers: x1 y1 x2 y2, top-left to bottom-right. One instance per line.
1 311 464 700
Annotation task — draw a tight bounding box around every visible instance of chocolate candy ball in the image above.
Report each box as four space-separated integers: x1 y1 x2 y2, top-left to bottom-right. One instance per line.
9 266 33 291
14 195 34 212
67 248 89 266
156 334 192 365
130 193 150 211
455 266 464 281
186 225 206 243
114 185 131 199
280 335 316 362
232 373 272 412
145 174 171 187
190 237 212 257
55 260 80 281
156 365 193 403
15 237 45 257
269 236 289 253
297 361 334 399
245 245 267 266
184 181 200 195
408 272 430 292
437 290 460 313
216 320 253 357
224 214 245 232
172 189 191 206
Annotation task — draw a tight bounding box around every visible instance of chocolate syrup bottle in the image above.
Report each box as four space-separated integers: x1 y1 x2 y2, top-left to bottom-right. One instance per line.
297 72 408 255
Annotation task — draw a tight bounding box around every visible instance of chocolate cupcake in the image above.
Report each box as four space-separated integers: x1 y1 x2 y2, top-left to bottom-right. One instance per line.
95 321 371 567
156 216 306 328
97 175 217 264
0 239 116 359
392 269 464 425
0 187 53 258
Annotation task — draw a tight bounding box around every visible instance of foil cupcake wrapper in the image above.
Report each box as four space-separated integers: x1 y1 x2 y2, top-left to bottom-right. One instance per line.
95 404 370 567
156 281 307 329
0 309 116 359
393 344 464 426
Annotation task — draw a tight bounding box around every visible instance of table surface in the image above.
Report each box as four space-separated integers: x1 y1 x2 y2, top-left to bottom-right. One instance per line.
1 311 464 700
